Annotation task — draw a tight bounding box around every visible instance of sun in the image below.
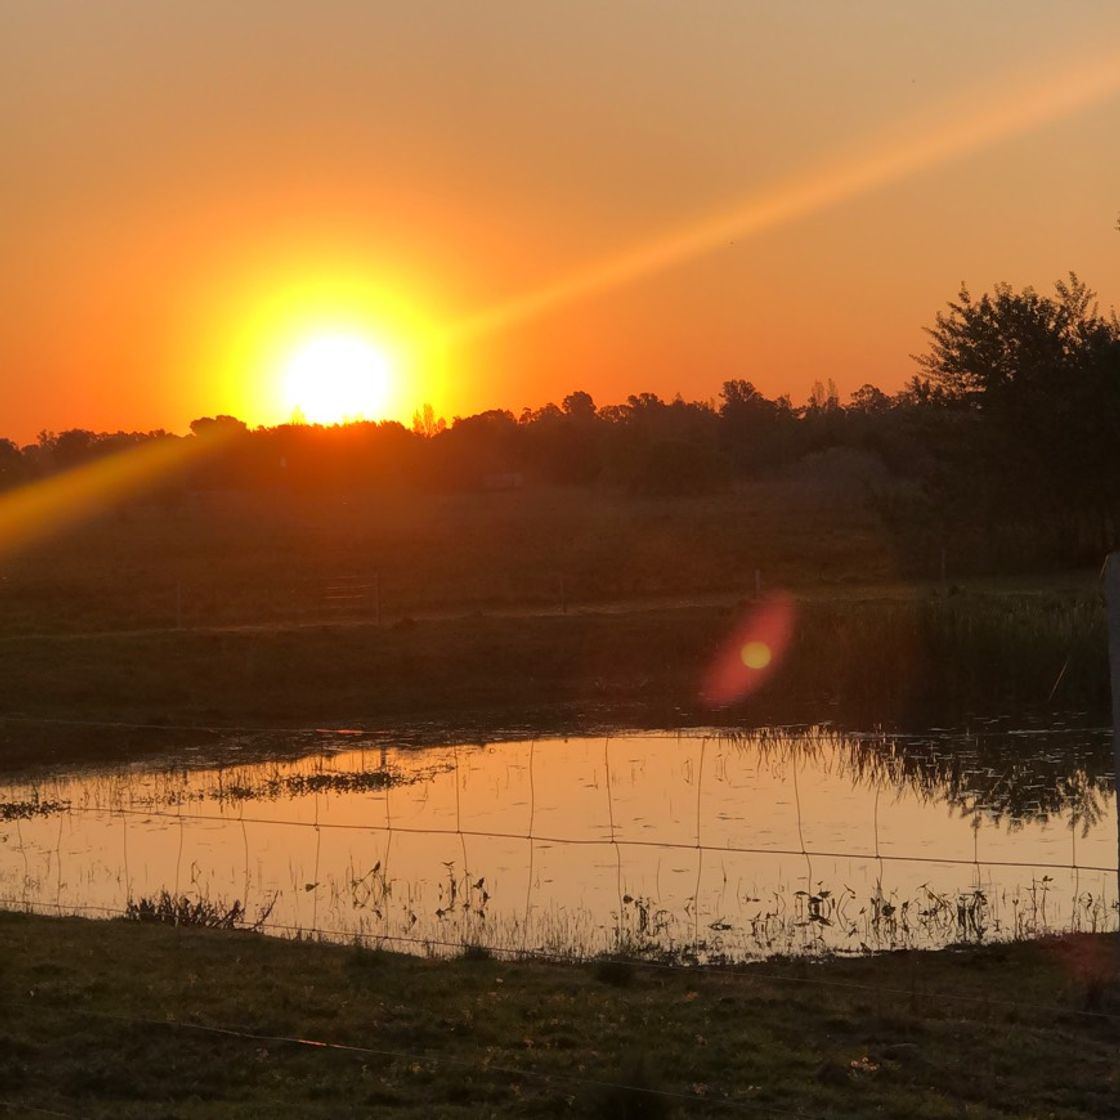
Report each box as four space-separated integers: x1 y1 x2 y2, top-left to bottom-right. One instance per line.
281 333 393 424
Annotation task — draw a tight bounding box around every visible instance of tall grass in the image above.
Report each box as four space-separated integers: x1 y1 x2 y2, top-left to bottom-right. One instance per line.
752 590 1108 724
123 890 276 931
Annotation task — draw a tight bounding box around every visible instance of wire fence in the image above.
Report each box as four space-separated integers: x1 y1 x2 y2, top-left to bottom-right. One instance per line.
3 727 1119 1116
3 728 1117 952
16 798 1116 875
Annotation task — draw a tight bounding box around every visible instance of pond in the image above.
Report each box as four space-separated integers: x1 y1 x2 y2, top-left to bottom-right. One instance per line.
0 726 1116 961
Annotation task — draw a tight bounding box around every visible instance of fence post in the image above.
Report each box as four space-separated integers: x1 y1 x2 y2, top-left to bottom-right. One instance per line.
1105 553 1120 943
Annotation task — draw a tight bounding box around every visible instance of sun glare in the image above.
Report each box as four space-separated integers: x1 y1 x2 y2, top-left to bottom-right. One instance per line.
282 333 393 425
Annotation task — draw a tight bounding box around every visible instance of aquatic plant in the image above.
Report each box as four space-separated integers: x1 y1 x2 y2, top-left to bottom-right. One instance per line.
0 794 69 821
123 889 277 931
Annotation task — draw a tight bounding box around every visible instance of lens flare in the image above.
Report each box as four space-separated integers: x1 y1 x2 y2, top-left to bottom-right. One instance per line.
740 641 773 670
702 593 796 708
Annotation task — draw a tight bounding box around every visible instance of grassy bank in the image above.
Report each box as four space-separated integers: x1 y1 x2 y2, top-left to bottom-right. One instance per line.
0 911 1117 1117
0 582 1107 773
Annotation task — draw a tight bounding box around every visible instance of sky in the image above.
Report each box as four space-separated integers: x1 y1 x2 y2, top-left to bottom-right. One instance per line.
2 0 1119 441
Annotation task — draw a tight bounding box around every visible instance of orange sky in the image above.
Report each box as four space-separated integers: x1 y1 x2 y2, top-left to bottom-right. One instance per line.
2 1 1118 442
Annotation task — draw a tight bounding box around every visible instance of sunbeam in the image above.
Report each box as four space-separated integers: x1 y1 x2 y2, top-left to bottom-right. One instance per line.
441 50 1120 346
0 429 232 560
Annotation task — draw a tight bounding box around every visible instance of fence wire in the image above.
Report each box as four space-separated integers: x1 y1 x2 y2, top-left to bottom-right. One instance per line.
3 727 1119 1118
42 800 1120 876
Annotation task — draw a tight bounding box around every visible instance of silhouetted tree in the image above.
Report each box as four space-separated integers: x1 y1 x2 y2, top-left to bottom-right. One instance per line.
807 378 840 412
0 438 24 488
849 384 892 414
4 260 1118 573
189 415 248 437
913 274 1120 559
561 390 596 419
718 379 797 474
411 403 446 438
916 275 1115 406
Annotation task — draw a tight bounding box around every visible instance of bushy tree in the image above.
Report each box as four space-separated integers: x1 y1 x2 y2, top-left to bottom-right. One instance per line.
915 274 1118 410
0 438 24 488
915 274 1120 553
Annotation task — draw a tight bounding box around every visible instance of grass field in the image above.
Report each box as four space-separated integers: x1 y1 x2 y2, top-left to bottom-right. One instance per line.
1 483 1116 1118
0 477 1108 773
1 911 1118 1118
0 481 899 635
0 583 1106 774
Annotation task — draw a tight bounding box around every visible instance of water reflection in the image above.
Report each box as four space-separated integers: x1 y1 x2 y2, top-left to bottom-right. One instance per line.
0 727 1115 961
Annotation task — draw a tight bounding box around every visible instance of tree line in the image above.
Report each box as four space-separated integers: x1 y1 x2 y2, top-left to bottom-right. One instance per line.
4 273 1119 574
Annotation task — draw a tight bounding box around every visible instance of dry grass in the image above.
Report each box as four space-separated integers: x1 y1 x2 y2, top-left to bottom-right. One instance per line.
0 482 896 634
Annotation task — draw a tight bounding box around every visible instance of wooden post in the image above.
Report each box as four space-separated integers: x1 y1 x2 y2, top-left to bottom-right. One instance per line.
175 581 183 630
374 571 382 627
1105 554 1120 927
559 574 567 616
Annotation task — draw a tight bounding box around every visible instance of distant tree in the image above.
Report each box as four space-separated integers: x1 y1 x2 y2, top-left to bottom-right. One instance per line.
719 379 766 410
626 392 666 414
807 379 840 412
190 415 248 437
596 403 632 426
894 375 948 407
0 438 23 488
717 379 799 474
51 429 98 469
561 390 596 419
848 384 892 414
507 391 606 484
428 408 520 487
522 402 563 424
411 403 446 438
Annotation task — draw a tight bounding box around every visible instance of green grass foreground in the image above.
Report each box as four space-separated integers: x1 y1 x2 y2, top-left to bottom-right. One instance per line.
1 912 1118 1118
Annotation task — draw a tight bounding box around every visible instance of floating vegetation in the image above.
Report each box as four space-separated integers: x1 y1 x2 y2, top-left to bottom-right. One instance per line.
0 795 69 821
214 766 402 804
